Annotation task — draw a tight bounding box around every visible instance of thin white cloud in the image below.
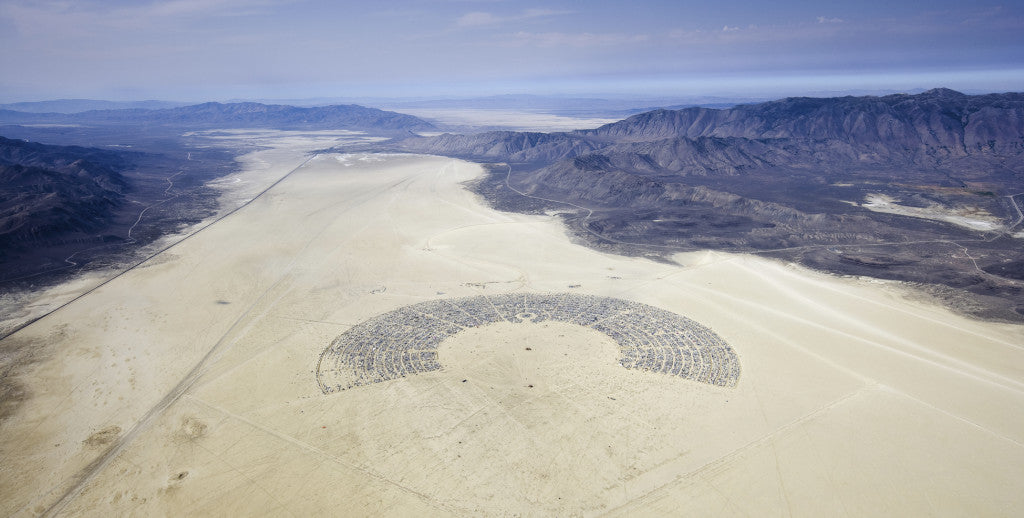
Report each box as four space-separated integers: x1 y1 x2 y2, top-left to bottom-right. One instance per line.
1 0 291 31
511 31 650 48
669 19 847 46
124 0 294 19
817 16 843 24
148 0 252 17
457 11 500 26
522 8 569 18
456 7 572 27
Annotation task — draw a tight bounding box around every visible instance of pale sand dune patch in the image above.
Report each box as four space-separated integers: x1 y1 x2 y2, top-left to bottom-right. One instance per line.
860 192 1004 231
1 144 1022 516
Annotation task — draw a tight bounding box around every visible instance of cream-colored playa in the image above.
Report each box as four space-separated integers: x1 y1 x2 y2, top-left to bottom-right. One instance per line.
380 107 622 132
2 139 1023 516
0 129 382 338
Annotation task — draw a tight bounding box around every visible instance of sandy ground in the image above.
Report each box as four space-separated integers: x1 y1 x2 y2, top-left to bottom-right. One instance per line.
2 139 1023 516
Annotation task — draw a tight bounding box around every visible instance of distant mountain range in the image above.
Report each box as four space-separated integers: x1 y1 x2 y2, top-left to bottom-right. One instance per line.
382 88 1024 320
391 88 1024 163
376 94 764 118
0 102 437 134
0 99 188 114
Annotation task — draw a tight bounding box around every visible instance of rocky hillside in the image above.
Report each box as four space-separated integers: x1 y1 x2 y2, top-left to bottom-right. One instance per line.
582 89 1024 153
0 137 131 253
394 88 1024 167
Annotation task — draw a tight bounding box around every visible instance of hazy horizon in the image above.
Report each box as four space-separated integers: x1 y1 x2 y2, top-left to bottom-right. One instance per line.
0 86 1012 109
1 1 1022 103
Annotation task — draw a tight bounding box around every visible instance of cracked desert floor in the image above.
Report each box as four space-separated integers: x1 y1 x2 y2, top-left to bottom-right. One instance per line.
3 136 1024 516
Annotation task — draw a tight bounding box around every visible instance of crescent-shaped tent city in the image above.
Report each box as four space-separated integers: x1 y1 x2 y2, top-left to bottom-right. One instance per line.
317 292 741 392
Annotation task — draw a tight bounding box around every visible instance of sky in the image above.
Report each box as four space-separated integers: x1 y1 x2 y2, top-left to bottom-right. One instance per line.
0 0 1022 102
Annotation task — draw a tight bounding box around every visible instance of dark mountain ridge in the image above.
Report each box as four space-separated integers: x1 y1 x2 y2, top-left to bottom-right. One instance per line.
581 88 1024 156
0 136 132 253
394 88 1024 163
0 133 243 287
381 89 1024 321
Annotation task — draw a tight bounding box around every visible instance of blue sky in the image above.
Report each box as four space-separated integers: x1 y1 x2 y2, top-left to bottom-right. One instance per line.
1 0 1021 102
